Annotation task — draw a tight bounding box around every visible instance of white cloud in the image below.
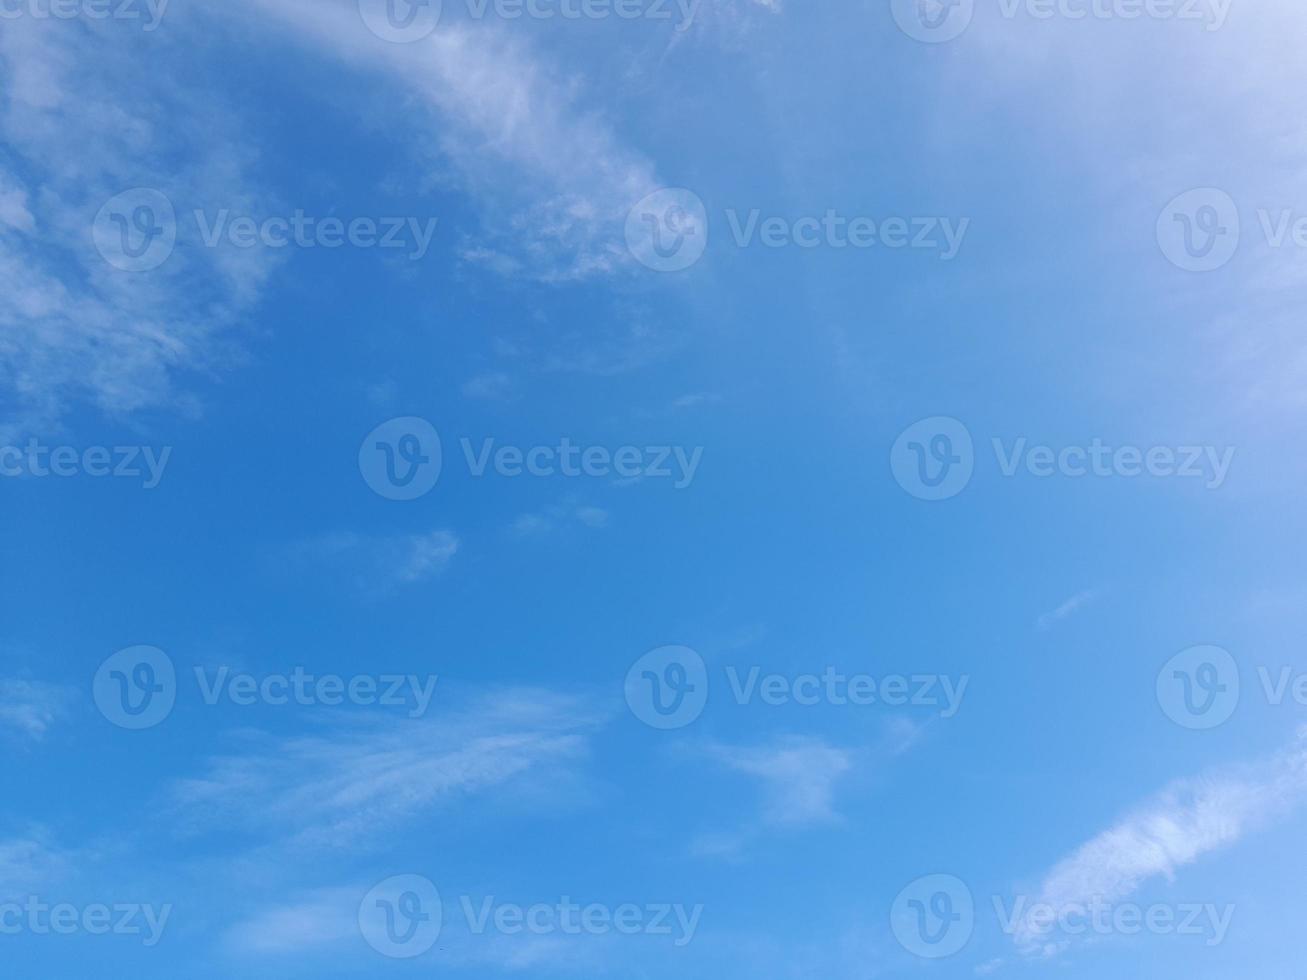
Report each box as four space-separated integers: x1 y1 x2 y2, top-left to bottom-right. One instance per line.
1035 588 1101 631
693 736 854 858
288 529 460 590
0 836 72 900
943 2 1307 419
509 502 609 536
225 887 359 954
711 736 853 826
462 370 516 401
229 0 661 281
172 689 603 848
0 678 72 741
1011 731 1307 956
0 18 277 423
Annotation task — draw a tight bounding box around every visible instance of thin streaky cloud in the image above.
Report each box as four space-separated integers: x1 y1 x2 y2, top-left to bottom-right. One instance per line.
1012 730 1307 956
228 0 661 280
1036 589 1101 631
0 678 73 741
171 689 606 849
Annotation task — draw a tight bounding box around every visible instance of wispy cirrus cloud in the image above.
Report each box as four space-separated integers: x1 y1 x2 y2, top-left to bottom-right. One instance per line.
224 886 360 955
0 834 73 900
284 529 460 592
509 501 609 536
1010 730 1307 957
0 17 277 424
1035 588 1101 631
0 678 73 741
171 689 605 849
692 736 854 858
229 0 661 281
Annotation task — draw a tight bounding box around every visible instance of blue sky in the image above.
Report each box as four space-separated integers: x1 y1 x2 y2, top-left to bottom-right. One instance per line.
3 0 1307 976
